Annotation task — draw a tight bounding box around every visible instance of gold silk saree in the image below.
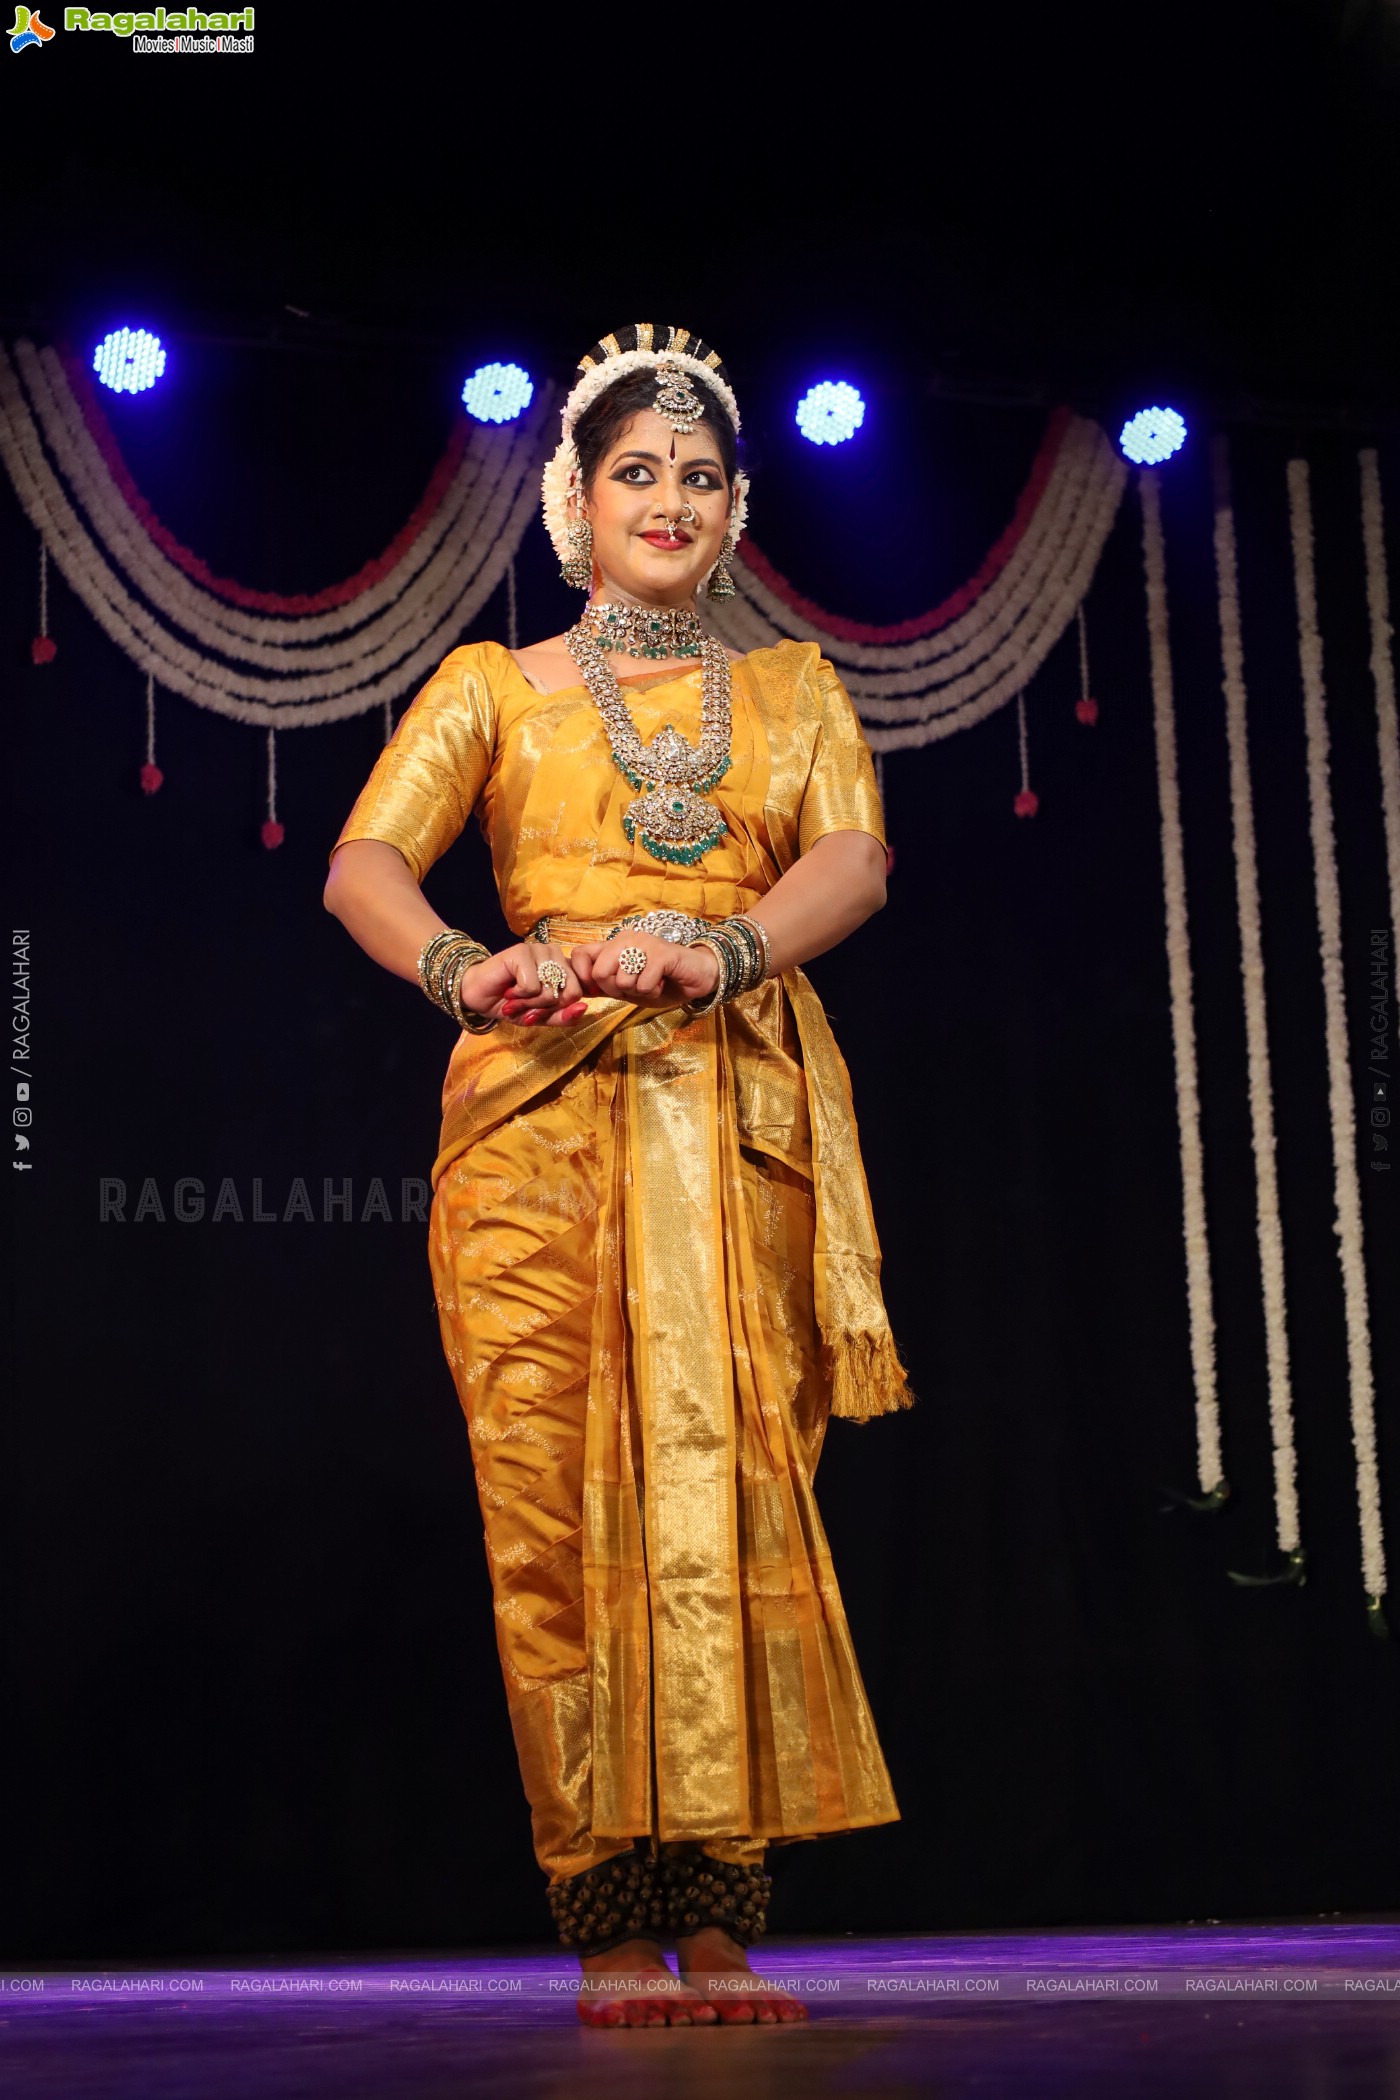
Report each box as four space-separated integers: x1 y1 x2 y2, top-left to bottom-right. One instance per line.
331 637 912 1880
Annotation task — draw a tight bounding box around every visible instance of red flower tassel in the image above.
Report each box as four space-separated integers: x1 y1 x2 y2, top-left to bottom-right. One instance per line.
1014 788 1039 818
261 819 285 850
31 635 57 665
140 762 164 795
1075 696 1099 726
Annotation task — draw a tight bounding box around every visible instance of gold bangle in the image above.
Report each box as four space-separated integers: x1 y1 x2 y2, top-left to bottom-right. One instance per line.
682 934 729 1017
418 929 497 1032
449 952 500 1034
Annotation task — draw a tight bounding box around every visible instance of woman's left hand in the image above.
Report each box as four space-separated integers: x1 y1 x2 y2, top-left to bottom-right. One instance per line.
569 935 721 1009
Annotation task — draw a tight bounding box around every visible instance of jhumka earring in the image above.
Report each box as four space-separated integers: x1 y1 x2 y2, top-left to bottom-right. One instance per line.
561 514 594 591
706 526 737 600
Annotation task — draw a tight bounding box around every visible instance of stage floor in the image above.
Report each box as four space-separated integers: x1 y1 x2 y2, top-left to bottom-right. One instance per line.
3 1919 1398 2097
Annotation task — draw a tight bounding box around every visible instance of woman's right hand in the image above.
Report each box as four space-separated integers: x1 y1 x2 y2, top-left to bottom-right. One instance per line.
458 942 588 1028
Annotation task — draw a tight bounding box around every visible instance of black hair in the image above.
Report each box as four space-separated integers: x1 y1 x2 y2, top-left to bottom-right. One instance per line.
572 324 738 494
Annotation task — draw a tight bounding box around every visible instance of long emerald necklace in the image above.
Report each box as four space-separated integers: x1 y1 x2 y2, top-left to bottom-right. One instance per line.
564 621 733 866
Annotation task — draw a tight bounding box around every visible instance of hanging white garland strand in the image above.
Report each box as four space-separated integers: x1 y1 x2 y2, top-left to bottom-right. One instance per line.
263 727 282 850
1013 688 1037 816
1287 458 1389 1629
1075 602 1098 724
1359 450 1400 1040
1141 469 1224 1503
141 669 163 795
1211 436 1302 1579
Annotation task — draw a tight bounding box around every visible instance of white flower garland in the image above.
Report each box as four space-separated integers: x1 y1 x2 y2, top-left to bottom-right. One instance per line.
712 420 1102 692
855 449 1124 729
1359 449 1400 1040
5 330 1123 755
1287 457 1388 1615
1141 468 1223 1496
1212 435 1301 1558
13 341 493 653
709 415 1122 678
2 341 551 682
0 368 521 708
0 357 556 724
706 418 1126 748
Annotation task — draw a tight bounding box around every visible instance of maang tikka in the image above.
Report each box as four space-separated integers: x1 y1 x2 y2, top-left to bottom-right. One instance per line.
651 357 707 434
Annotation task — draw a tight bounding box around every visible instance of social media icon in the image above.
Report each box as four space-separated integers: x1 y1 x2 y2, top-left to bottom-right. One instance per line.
14 1107 32 1126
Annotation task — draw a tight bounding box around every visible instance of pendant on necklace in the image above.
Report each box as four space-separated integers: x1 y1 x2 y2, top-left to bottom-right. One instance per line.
623 779 730 864
617 723 731 865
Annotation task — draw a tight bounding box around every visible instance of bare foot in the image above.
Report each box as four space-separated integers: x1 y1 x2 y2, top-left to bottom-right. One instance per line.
577 1937 720 2028
676 1924 808 2024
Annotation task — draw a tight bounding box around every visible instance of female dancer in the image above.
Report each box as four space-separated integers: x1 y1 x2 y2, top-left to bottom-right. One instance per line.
325 324 912 2028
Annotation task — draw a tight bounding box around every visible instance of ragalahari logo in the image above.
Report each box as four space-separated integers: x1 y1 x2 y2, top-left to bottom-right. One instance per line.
9 5 55 46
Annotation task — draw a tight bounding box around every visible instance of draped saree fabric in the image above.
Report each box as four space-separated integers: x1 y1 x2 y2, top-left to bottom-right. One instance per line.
330 638 912 1880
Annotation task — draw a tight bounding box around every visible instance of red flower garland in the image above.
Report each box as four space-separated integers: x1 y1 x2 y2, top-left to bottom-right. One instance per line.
735 406 1073 645
54 341 471 616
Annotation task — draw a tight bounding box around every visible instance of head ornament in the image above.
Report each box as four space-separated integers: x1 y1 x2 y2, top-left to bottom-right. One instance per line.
541 324 749 590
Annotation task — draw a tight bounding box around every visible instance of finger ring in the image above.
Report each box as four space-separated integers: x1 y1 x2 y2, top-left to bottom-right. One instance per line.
537 960 568 996
617 945 647 977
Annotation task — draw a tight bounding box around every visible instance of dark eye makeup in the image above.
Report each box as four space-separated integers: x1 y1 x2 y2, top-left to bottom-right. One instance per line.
610 453 725 491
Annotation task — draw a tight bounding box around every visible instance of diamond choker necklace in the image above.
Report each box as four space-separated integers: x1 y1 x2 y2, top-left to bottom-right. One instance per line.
581 600 704 660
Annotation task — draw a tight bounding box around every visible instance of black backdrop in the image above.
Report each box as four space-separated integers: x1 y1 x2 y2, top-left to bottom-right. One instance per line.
4 10 1400 1964
5 353 1398 1962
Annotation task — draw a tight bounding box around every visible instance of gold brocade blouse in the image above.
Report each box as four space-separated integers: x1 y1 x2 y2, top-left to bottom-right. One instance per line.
331 636 885 928
330 636 912 1421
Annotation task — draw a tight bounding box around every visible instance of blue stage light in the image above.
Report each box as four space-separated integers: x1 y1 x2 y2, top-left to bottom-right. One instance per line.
1119 405 1187 465
796 381 865 447
93 328 167 395
461 362 534 424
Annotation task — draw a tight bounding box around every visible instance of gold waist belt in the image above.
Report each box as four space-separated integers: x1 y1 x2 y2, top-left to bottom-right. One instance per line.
527 913 622 943
526 910 725 946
